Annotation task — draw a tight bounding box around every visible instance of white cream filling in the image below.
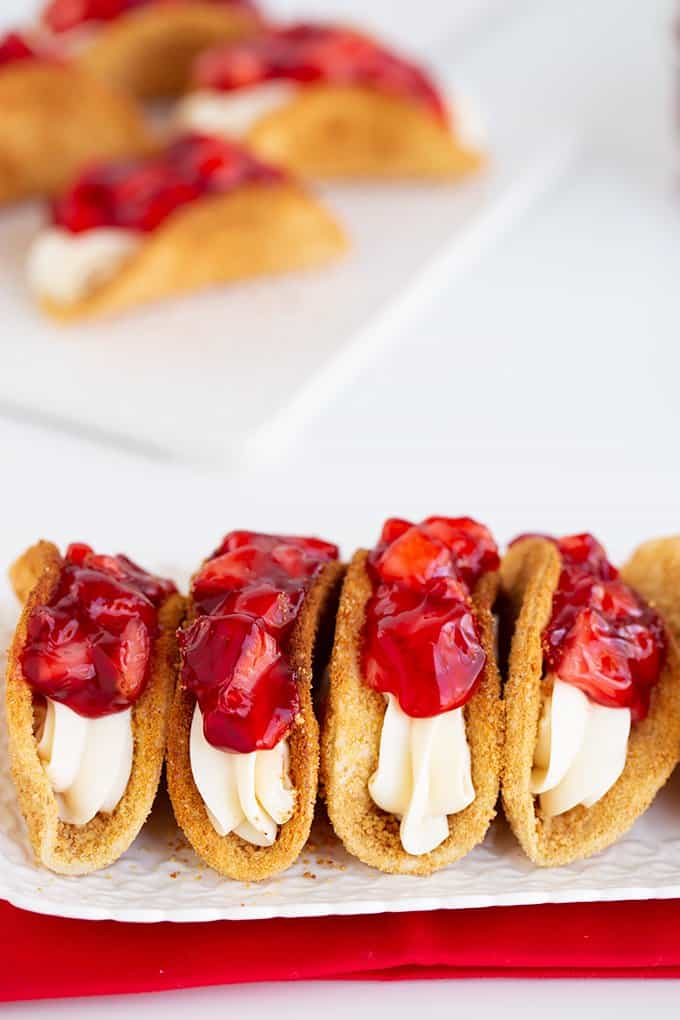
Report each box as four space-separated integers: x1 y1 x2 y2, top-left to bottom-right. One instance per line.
369 693 475 856
530 677 631 818
176 82 299 139
189 703 296 847
27 227 141 305
37 699 133 826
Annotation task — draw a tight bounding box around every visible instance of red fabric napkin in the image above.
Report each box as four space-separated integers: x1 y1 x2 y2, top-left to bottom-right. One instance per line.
1 897 679 1001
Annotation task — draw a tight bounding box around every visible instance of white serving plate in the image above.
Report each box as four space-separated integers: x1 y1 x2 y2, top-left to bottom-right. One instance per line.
1 579 680 925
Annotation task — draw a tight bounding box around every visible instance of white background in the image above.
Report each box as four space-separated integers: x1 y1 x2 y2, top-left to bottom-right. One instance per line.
1 0 680 1014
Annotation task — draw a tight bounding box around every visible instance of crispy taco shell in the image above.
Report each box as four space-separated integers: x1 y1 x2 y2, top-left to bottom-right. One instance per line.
166 560 344 881
5 541 185 876
39 183 347 321
321 550 504 876
622 537 680 644
0 64 150 205
245 84 485 180
500 536 680 867
77 4 262 99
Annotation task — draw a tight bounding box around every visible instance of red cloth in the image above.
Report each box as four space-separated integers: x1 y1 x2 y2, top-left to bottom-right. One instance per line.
1 897 679 1001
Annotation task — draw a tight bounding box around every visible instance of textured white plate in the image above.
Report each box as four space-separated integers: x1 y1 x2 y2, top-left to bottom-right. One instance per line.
1 584 680 924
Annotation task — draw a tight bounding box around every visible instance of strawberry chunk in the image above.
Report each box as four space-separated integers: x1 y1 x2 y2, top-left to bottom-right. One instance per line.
183 530 338 751
552 607 662 721
195 22 447 122
378 518 412 546
23 608 94 693
0 32 41 67
535 532 668 722
51 134 284 235
180 614 299 753
114 616 151 701
372 525 451 587
43 1 256 34
21 544 174 717
193 530 338 615
362 515 497 717
362 583 486 717
422 516 500 588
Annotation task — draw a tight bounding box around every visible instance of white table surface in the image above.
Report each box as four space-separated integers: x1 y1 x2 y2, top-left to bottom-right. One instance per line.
1 0 680 1014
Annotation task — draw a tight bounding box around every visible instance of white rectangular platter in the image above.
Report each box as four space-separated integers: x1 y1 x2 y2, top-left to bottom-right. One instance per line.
0 157 570 470
0 0 624 467
2 571 680 925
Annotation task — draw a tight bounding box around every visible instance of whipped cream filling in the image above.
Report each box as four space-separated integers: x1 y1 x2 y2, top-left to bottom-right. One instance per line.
531 677 631 818
369 694 475 856
177 82 299 139
37 699 133 826
27 228 141 304
189 703 296 847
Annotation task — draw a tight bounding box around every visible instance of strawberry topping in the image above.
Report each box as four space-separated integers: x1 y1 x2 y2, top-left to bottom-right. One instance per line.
194 22 447 122
43 0 257 33
181 531 338 752
518 533 667 722
51 133 285 234
21 544 176 717
361 517 498 717
0 32 44 67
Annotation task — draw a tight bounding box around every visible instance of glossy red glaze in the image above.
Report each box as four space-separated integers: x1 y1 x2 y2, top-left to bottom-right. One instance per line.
181 530 338 752
43 0 257 33
21 543 176 718
361 517 498 718
0 32 43 66
195 22 447 122
51 133 284 234
525 533 666 722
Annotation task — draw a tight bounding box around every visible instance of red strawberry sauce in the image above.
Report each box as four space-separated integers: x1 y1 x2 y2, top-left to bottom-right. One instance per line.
0 32 46 67
514 533 666 722
21 543 176 718
195 23 447 123
51 134 284 234
361 517 499 718
179 531 338 754
43 0 257 33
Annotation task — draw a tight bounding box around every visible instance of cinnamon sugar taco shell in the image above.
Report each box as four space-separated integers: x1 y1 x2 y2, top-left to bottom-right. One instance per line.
0 63 151 205
73 3 263 100
246 85 484 180
500 536 680 867
5 541 185 876
321 550 504 876
622 537 680 645
166 559 344 882
34 183 347 322
182 83 485 180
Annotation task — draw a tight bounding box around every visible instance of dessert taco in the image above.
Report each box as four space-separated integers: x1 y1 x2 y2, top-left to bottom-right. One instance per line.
178 23 485 180
0 31 150 205
40 0 263 99
6 541 184 875
501 533 680 866
322 516 504 875
27 133 347 321
166 531 344 881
